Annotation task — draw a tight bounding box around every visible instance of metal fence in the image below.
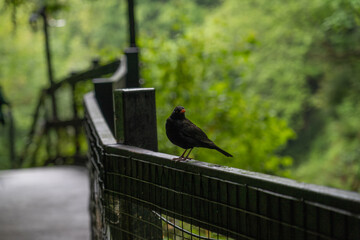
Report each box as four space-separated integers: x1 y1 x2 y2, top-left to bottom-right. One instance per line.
84 89 360 240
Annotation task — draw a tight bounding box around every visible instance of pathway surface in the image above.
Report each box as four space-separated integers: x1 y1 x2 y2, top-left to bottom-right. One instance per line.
0 166 90 240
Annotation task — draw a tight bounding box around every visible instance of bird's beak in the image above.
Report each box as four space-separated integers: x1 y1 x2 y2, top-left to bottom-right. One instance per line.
180 109 186 113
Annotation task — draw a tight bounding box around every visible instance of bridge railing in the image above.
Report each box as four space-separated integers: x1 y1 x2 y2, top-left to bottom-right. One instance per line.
19 59 120 167
84 85 360 240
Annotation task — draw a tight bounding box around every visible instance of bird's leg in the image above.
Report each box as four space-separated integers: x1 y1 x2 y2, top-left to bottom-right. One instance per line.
173 149 188 161
184 148 193 160
180 149 188 158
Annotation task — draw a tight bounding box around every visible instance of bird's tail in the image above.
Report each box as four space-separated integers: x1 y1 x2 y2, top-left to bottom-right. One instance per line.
214 146 233 157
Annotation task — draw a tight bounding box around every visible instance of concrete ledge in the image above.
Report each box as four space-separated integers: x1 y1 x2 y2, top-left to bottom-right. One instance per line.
0 166 90 240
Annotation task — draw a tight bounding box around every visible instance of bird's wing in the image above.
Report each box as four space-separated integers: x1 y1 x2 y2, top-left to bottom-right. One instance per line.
179 119 213 146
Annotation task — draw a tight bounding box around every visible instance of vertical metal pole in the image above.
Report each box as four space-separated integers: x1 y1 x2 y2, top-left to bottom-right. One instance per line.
8 108 16 168
127 0 136 47
41 6 60 160
124 48 140 88
125 0 140 88
41 7 58 120
70 76 80 156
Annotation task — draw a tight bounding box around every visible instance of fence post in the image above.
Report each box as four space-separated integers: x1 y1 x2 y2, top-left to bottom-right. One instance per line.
8 108 16 168
93 79 115 133
124 48 140 88
113 88 158 151
70 72 80 157
112 88 161 239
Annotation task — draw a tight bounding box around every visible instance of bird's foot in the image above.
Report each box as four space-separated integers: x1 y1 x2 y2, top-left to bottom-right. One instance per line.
173 157 187 162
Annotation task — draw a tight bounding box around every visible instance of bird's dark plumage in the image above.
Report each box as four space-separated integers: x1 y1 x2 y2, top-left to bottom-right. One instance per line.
166 106 233 161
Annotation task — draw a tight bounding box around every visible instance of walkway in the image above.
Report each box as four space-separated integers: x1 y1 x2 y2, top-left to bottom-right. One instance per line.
0 166 90 240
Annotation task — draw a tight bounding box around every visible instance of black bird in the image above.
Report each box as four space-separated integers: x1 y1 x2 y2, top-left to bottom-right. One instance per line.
166 106 233 161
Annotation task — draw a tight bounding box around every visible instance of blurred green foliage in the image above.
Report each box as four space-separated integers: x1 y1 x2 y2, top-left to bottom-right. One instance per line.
139 2 294 176
1 0 359 191
212 0 360 190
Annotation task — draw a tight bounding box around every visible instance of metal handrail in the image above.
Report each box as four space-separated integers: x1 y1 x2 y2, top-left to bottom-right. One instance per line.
19 60 121 167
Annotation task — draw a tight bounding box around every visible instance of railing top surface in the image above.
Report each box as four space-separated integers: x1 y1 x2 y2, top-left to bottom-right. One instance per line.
84 92 116 146
84 91 360 216
92 56 127 84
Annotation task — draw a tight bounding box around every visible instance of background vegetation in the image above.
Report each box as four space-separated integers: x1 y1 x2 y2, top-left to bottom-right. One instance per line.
0 0 359 191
